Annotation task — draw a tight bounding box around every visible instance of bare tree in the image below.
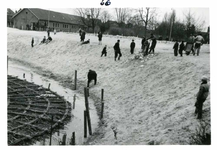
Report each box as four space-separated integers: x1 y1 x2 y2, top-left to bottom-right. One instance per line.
127 14 143 26
137 7 157 37
74 8 101 32
183 9 206 34
100 10 111 23
114 8 131 24
169 9 176 40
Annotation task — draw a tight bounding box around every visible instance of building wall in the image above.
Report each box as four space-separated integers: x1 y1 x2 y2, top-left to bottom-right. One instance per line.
13 9 38 30
13 9 84 32
48 21 82 32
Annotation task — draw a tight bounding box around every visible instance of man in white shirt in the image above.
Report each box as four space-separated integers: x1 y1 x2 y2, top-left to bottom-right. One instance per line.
194 34 205 56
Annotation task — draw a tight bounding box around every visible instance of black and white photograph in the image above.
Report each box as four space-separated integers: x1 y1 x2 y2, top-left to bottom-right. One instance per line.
4 0 215 147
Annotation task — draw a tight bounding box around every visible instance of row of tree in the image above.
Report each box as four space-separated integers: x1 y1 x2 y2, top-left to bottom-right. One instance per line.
74 8 208 41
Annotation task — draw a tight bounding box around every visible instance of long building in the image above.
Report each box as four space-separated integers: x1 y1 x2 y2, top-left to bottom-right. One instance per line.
7 8 15 27
12 8 87 32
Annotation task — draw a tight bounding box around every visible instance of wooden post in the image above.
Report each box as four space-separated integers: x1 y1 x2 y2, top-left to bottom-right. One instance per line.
57 122 60 136
74 70 77 90
87 87 89 97
48 83 51 89
73 94 76 109
23 73 25 78
84 110 87 138
49 115 53 146
84 87 92 135
72 132 75 145
62 134 67 145
7 56 8 74
101 89 104 119
30 73 33 82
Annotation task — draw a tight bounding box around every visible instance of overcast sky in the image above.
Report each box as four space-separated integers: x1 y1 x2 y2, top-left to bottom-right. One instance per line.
11 7 209 31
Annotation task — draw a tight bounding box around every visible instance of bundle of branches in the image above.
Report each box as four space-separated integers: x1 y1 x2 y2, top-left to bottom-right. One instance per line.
189 120 211 145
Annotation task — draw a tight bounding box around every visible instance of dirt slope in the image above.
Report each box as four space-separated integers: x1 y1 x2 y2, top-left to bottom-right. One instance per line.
7 28 210 145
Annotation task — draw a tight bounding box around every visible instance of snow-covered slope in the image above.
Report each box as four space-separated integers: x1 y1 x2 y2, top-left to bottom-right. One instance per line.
7 27 210 145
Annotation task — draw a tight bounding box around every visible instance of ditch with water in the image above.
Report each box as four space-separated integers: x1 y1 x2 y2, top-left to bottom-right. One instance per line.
8 61 99 145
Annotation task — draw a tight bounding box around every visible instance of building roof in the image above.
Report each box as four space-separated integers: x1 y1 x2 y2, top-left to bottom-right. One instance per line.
7 8 15 16
13 8 85 26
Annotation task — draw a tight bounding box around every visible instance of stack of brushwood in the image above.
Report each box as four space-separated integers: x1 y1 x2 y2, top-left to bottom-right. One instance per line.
7 75 72 145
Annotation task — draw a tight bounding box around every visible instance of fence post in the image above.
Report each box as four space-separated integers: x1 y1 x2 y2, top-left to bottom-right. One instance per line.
7 56 8 74
101 89 104 119
73 94 76 109
74 70 77 90
48 83 51 90
62 134 67 145
57 122 60 136
84 110 87 138
49 115 53 146
72 132 75 145
30 73 33 82
87 87 89 97
84 87 92 135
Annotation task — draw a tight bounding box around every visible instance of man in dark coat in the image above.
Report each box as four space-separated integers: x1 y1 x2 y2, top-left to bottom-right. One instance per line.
31 37 34 47
87 70 97 87
195 76 209 119
141 37 146 53
98 31 103 45
81 30 86 42
130 39 135 54
148 34 157 54
46 36 52 44
179 41 185 57
144 39 150 56
101 45 107 57
173 41 179 56
78 28 82 36
42 36 46 43
113 40 122 61
39 36 46 45
47 27 50 37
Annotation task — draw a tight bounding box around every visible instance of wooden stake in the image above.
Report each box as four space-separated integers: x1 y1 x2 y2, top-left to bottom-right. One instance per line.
74 70 77 90
84 87 92 135
49 115 53 146
30 73 33 82
87 87 89 97
62 134 67 145
72 132 75 145
101 89 104 119
84 110 87 138
57 123 60 136
48 83 51 89
7 56 8 74
101 101 104 120
73 94 76 109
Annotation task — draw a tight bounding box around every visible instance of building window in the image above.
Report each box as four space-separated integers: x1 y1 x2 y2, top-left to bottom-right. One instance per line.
63 24 68 28
55 23 59 27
